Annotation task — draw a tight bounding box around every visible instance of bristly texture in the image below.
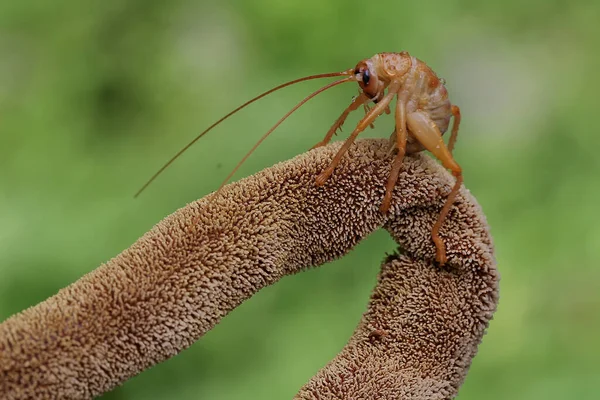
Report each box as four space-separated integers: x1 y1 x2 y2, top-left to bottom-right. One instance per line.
0 139 498 400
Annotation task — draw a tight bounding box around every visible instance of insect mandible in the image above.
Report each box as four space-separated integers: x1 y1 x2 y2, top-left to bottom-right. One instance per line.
134 51 463 265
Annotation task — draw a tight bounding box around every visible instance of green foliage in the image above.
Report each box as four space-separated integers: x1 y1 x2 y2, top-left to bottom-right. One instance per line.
1 0 598 398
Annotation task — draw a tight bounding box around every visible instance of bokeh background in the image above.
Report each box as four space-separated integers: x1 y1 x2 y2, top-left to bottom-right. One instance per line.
1 0 599 398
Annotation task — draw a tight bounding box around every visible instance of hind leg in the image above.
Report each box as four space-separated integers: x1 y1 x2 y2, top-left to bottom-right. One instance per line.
448 105 461 154
406 111 463 265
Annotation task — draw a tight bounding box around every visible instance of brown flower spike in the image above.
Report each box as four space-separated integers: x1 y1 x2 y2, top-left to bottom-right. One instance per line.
0 139 499 399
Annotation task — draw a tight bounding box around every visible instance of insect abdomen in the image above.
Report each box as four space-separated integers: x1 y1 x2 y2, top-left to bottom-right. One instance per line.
420 64 452 135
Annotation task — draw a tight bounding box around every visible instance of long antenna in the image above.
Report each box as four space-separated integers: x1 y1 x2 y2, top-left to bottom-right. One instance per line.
134 69 353 198
212 76 353 198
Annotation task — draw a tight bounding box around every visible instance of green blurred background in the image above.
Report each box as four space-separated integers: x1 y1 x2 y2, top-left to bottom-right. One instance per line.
1 0 599 398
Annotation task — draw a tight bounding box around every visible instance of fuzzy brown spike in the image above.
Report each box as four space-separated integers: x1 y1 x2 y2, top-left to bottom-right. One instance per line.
0 139 498 399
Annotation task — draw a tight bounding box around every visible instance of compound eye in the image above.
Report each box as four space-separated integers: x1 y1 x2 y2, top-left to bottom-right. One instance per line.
354 62 378 97
362 69 370 85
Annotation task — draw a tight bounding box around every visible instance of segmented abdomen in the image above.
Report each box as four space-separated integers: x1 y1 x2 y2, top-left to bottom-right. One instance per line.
421 67 452 135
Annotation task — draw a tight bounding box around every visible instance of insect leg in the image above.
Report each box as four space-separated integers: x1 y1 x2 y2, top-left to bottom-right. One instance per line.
364 102 392 130
363 103 375 129
406 111 463 265
380 99 407 213
448 105 461 153
315 90 396 186
311 93 370 149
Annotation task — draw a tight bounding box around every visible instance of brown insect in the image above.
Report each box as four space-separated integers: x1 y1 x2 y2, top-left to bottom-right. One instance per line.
135 51 462 265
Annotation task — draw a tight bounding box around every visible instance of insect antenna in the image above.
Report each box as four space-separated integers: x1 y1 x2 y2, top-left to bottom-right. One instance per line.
134 70 353 198
212 76 353 199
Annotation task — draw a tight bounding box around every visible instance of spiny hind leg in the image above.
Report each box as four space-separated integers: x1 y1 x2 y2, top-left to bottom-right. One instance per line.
311 93 369 149
315 90 396 186
380 98 407 213
406 111 463 265
448 105 461 154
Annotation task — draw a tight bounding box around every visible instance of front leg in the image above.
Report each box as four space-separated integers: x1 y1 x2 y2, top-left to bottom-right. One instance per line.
363 102 391 130
380 98 407 213
315 90 397 186
311 93 370 149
